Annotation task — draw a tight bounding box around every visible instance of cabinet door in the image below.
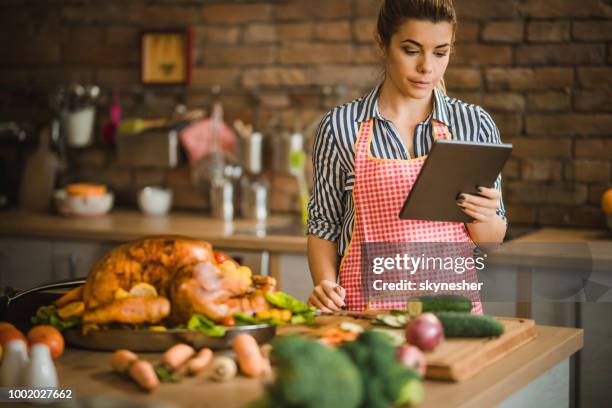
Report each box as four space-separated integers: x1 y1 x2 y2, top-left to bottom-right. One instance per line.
51 240 113 281
277 254 312 302
0 237 54 291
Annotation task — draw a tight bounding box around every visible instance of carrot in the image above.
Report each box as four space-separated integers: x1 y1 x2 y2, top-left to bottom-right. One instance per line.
55 285 84 308
260 344 273 359
187 348 213 376
128 360 160 392
319 327 358 346
110 349 138 374
161 343 195 371
233 333 265 378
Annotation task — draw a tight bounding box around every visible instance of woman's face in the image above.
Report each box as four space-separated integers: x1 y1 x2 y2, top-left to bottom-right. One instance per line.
381 19 453 99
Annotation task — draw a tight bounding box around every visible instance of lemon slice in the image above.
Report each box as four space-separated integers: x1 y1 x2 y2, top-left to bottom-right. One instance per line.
58 301 85 319
129 283 158 298
114 288 129 300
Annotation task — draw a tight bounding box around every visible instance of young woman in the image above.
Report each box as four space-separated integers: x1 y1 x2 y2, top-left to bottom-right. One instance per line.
307 0 507 313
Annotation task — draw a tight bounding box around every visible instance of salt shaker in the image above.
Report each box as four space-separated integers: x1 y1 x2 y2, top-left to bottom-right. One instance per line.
0 339 29 387
21 344 58 388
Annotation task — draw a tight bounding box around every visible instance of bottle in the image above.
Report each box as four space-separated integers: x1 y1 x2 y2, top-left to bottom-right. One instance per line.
21 344 58 389
0 339 29 387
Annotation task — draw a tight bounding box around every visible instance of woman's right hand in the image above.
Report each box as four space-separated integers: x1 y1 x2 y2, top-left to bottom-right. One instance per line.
308 280 346 313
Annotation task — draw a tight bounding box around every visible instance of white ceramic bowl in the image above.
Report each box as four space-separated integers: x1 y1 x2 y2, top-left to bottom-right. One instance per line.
54 189 113 217
138 187 172 216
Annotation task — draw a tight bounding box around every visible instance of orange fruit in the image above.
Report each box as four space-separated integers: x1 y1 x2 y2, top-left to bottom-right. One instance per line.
27 325 65 360
65 183 107 198
0 322 16 331
601 188 612 214
0 326 27 349
58 301 85 320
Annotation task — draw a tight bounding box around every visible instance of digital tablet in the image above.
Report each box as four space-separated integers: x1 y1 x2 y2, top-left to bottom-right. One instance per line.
399 139 513 223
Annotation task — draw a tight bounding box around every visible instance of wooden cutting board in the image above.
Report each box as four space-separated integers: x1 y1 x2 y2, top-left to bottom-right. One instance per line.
278 314 537 383
425 317 537 382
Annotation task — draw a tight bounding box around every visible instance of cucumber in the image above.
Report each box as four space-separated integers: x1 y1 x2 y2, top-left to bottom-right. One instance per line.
374 314 405 328
412 295 473 313
434 312 504 337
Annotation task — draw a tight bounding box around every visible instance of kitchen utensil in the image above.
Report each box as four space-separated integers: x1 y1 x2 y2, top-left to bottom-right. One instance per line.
18 128 60 212
211 180 234 221
63 324 276 352
0 278 86 318
54 189 114 217
63 106 96 147
137 186 173 216
0 278 86 333
102 89 121 147
117 128 179 168
273 131 304 174
21 344 58 389
0 340 29 387
179 109 237 166
241 180 268 221
242 131 263 174
289 148 309 226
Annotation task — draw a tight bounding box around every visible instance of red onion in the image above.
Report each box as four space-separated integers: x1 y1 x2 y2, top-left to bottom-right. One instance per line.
396 344 427 377
405 312 444 351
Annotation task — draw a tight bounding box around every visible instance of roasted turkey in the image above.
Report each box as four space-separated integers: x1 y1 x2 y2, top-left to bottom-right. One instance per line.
55 236 276 327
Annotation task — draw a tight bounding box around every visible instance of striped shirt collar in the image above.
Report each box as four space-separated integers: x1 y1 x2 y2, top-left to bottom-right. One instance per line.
355 83 452 127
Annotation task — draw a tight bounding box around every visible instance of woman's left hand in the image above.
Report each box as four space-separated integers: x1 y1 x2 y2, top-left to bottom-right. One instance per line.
456 186 500 223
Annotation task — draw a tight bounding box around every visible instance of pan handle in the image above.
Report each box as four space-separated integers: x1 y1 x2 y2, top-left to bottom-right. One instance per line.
4 278 86 306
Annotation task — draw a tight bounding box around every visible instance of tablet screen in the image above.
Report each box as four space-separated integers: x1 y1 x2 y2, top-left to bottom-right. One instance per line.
399 140 512 223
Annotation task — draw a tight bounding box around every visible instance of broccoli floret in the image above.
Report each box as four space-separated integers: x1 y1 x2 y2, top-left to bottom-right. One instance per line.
266 336 363 408
340 331 423 408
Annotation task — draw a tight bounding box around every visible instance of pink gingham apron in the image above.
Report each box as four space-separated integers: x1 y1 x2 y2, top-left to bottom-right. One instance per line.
338 119 483 314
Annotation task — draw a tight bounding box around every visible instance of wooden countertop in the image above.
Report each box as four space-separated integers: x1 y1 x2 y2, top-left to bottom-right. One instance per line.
512 227 611 243
54 323 582 408
487 227 612 272
0 209 308 253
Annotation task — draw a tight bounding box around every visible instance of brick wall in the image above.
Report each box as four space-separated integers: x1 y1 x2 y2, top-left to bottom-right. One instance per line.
0 0 611 228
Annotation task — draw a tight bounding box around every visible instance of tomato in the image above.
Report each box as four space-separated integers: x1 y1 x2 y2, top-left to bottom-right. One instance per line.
0 327 27 349
27 325 65 360
214 251 229 264
0 322 16 332
222 316 236 327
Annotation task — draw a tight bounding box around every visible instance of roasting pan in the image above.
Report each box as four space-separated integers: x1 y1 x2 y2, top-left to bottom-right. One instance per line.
1 278 276 351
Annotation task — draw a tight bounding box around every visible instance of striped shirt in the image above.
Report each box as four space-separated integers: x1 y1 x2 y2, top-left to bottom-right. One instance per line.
307 84 507 257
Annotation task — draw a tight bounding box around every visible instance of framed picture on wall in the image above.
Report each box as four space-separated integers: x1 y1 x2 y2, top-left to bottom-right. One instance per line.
141 28 192 85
